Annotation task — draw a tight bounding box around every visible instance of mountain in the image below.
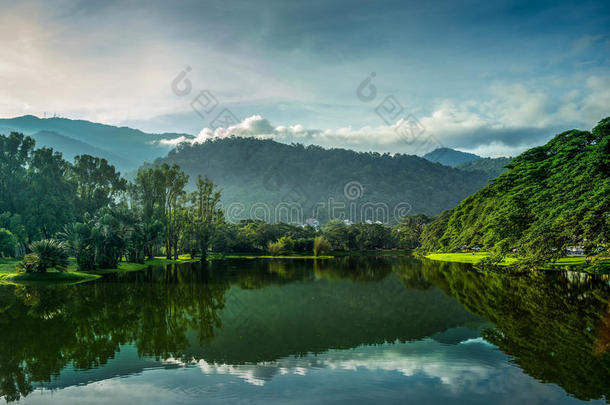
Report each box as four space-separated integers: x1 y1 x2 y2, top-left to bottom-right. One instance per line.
423 118 610 263
0 115 192 171
423 147 481 166
27 130 124 164
455 157 513 178
150 137 497 223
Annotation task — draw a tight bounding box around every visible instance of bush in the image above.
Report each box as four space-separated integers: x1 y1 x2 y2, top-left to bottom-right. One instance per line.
313 236 331 256
267 240 284 256
17 253 40 273
0 228 16 257
27 239 69 272
294 238 314 252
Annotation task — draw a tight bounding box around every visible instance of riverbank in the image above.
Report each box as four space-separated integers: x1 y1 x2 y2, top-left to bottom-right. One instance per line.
425 252 610 273
0 253 340 285
0 256 200 286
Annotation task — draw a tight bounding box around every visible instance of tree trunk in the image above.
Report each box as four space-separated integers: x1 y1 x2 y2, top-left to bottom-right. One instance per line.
200 242 207 262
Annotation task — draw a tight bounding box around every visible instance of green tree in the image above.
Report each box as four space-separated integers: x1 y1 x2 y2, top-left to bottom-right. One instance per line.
313 236 331 256
191 176 223 261
0 228 16 257
71 154 127 216
21 239 69 273
396 214 432 249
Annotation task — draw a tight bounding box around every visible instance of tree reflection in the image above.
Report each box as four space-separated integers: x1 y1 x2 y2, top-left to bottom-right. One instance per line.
396 260 610 402
3 257 610 402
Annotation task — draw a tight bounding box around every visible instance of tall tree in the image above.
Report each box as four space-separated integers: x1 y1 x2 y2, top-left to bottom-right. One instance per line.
71 155 127 216
191 175 223 261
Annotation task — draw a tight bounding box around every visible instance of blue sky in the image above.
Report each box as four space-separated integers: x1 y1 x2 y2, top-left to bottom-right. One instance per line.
1 0 609 156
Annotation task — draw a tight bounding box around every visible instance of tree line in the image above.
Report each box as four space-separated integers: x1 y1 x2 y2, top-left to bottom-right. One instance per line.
0 132 429 272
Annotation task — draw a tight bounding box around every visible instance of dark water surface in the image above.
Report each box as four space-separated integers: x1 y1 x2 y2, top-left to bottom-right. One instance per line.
1 256 609 404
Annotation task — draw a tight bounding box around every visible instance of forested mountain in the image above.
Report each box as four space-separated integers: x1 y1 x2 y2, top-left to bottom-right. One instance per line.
455 157 513 178
152 137 496 223
0 115 191 170
422 117 610 265
423 147 481 166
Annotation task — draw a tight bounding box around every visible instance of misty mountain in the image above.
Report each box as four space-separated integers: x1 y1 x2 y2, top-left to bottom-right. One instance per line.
151 137 498 223
26 130 125 164
423 147 481 166
0 115 192 171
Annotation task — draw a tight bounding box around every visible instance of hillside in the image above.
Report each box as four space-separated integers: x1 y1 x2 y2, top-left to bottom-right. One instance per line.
423 118 610 264
455 157 513 178
423 147 481 166
151 137 497 223
0 115 191 170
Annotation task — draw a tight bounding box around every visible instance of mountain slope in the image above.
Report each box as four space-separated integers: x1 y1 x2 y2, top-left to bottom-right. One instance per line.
425 118 610 263
423 147 481 166
28 130 124 165
455 157 513 178
151 137 496 223
0 115 192 170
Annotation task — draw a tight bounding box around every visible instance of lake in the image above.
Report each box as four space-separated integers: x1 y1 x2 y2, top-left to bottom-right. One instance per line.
1 256 609 404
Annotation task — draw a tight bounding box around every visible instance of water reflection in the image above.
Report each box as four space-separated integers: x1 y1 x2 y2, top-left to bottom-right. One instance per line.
0 257 609 403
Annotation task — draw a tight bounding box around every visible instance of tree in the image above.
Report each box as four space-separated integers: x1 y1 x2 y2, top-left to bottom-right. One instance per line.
71 154 127 216
190 176 223 261
396 214 433 249
24 147 76 239
160 164 188 259
0 228 16 257
313 236 331 256
20 239 69 273
267 240 284 256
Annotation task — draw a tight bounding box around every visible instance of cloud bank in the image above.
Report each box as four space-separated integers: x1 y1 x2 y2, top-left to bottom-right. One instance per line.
161 78 609 157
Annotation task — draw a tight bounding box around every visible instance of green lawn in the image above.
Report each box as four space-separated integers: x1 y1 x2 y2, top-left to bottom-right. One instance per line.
425 252 610 272
0 255 200 285
425 252 518 265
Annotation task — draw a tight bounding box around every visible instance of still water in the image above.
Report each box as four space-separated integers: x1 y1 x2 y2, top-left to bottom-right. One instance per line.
1 256 609 404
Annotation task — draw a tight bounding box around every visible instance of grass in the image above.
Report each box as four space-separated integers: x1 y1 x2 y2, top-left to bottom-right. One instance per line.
0 258 20 274
0 255 200 285
0 270 100 286
425 252 610 272
425 252 517 265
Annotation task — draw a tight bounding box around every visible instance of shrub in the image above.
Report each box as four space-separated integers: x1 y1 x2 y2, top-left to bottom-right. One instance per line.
0 228 16 257
27 239 69 272
313 236 331 257
17 253 41 273
277 236 294 252
267 240 284 257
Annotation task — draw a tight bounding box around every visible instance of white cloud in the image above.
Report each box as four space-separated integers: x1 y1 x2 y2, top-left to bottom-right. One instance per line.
158 77 608 157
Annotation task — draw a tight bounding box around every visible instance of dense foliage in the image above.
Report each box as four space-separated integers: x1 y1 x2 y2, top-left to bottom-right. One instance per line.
153 137 494 219
422 118 610 265
0 132 412 271
454 156 513 178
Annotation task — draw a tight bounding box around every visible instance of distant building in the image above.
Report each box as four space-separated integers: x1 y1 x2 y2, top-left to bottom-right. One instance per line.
305 218 319 230
343 219 353 226
566 246 585 256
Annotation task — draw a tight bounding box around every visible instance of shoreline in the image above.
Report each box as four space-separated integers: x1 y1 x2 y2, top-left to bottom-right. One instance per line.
424 252 610 273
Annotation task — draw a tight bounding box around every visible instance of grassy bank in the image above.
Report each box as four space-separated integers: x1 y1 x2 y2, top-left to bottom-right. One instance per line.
0 255 199 285
425 252 610 272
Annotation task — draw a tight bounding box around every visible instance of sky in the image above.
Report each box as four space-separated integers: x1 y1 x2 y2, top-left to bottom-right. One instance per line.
1 0 609 157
